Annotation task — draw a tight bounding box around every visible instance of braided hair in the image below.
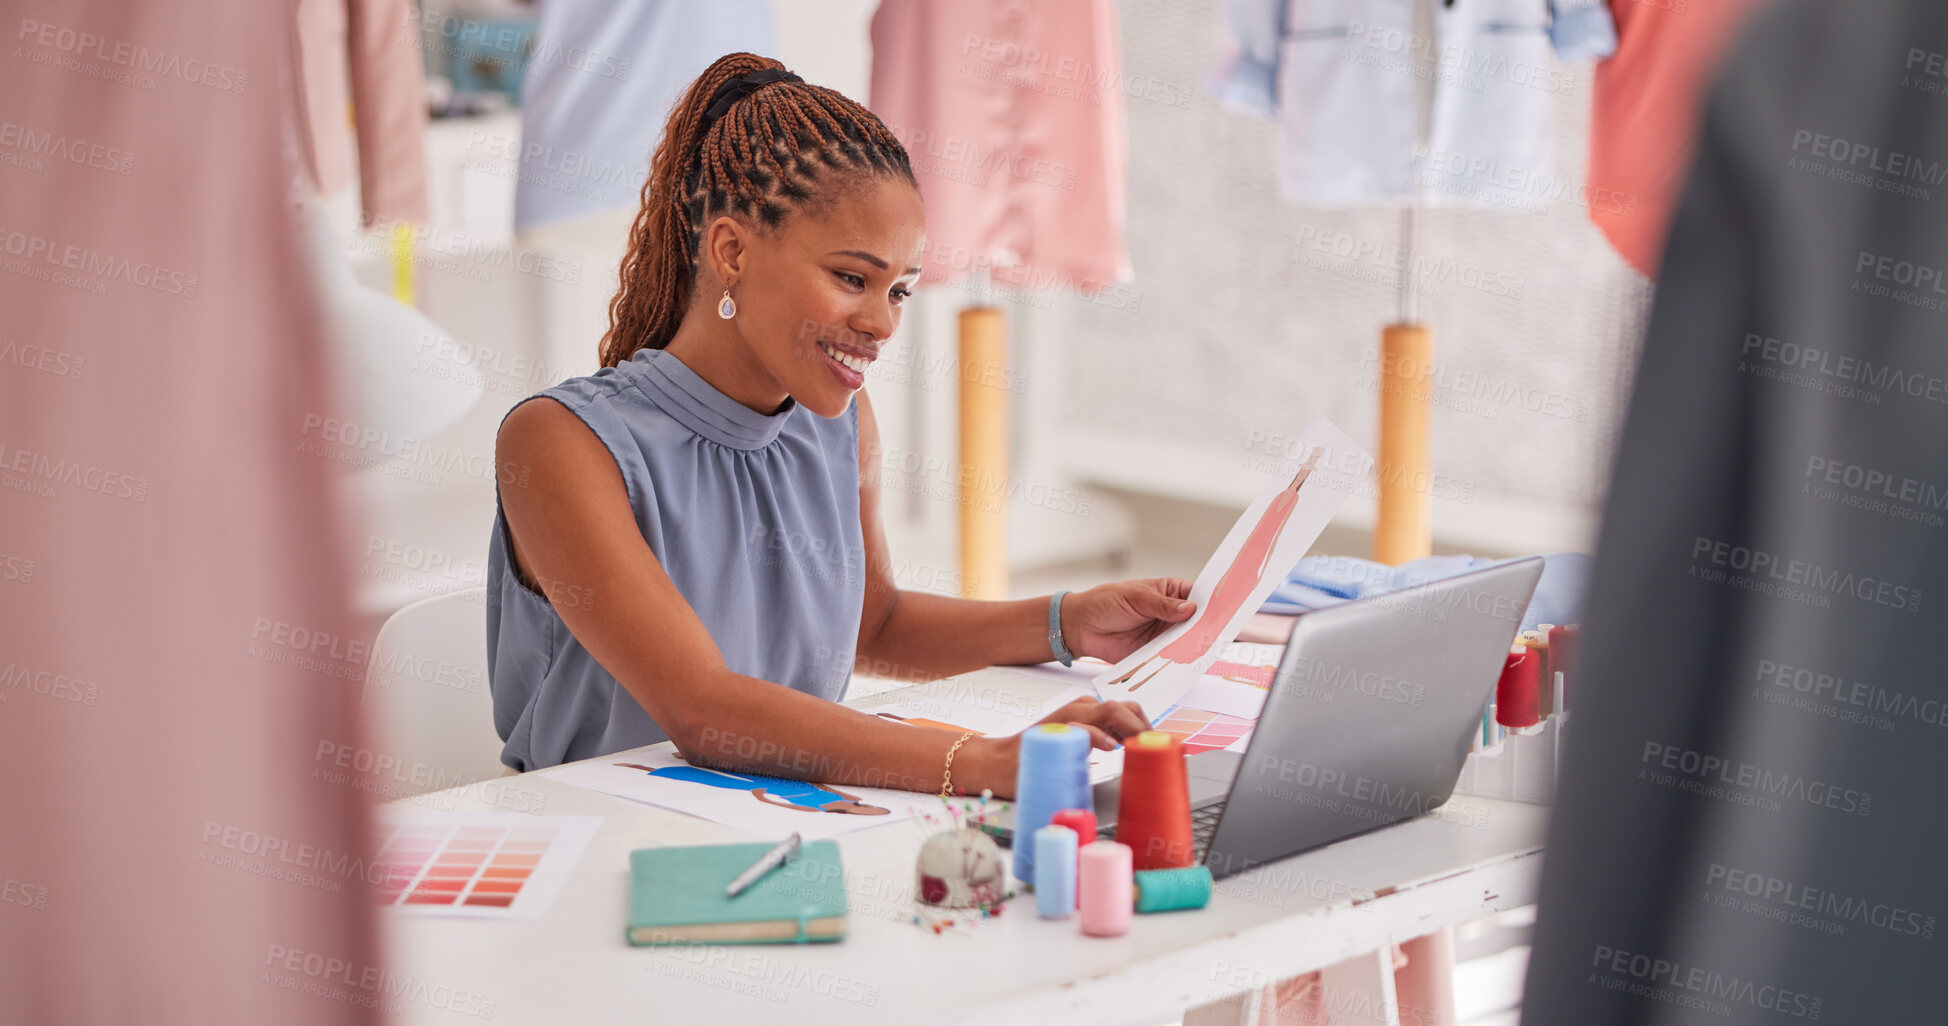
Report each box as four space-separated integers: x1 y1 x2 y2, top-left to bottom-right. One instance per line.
598 53 918 367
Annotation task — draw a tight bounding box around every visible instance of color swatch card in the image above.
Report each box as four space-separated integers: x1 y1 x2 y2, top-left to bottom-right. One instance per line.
1095 414 1365 718
372 811 599 920
547 750 929 842
1150 706 1257 755
1207 641 1287 689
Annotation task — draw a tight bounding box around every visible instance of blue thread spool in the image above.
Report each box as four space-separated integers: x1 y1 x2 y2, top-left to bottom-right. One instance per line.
1013 723 1090 887
1033 825 1079 918
1134 865 1213 913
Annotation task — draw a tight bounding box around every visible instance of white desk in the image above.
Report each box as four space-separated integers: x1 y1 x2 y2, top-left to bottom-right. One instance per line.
385 668 1548 1026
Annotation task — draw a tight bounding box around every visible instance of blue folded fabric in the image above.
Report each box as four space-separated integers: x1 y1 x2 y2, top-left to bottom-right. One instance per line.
1259 553 1593 632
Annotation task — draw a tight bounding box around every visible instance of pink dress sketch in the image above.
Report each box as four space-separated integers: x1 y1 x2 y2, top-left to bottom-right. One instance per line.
1110 448 1323 692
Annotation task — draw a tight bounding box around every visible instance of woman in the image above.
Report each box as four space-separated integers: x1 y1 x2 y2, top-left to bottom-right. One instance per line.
488 53 1197 799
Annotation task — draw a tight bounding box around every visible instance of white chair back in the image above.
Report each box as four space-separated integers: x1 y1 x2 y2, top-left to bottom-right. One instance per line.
363 588 507 797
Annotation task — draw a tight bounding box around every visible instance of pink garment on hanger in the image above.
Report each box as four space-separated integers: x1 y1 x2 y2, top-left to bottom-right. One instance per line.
1588 0 1767 277
869 0 1132 293
2 2 378 1021
294 0 429 224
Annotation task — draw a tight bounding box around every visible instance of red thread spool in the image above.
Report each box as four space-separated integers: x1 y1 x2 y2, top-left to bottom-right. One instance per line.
1496 645 1540 728
1051 808 1096 846
1050 808 1096 907
1518 630 1551 715
1116 731 1194 870
1548 624 1580 705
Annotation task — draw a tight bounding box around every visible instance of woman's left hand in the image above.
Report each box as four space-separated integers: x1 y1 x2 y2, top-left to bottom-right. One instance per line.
1061 578 1197 663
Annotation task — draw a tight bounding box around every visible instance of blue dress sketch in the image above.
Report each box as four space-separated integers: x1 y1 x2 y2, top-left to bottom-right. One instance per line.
613 763 892 815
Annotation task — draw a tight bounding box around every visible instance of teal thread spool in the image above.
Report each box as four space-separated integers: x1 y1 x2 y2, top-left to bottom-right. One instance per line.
1133 865 1213 913
1012 723 1090 887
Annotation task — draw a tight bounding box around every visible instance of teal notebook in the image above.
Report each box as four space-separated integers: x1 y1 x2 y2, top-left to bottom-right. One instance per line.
626 841 848 946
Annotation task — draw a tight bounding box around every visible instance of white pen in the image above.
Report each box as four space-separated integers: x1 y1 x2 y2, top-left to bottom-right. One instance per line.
725 832 802 897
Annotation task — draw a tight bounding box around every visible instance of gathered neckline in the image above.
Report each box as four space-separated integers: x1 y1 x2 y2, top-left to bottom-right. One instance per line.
623 347 797 450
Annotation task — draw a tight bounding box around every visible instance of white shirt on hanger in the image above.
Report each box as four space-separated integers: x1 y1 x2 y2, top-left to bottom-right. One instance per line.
1211 0 1616 209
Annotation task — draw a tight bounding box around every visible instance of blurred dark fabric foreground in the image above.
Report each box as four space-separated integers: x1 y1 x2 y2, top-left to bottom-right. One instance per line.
1525 1 1948 1023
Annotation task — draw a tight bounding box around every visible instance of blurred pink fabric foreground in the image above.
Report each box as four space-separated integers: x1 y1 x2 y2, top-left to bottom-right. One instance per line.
0 3 379 1023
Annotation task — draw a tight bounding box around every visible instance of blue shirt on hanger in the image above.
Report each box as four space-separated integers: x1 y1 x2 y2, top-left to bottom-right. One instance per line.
513 0 776 229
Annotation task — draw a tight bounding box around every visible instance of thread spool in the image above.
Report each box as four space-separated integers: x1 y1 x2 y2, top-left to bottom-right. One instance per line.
1050 808 1096 895
1079 841 1134 936
1526 625 1555 715
1134 865 1213 913
1548 624 1579 706
1013 724 1091 886
1116 731 1194 870
1050 808 1097 846
1497 645 1540 728
1033 825 1078 918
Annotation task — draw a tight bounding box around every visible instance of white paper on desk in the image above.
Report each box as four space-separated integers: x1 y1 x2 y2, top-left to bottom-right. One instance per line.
1094 414 1366 718
1177 676 1269 720
870 683 1136 785
869 682 1143 789
546 750 931 841
1005 659 1104 690
863 676 1090 738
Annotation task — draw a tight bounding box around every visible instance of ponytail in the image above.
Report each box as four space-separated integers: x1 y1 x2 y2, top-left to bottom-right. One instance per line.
598 53 916 367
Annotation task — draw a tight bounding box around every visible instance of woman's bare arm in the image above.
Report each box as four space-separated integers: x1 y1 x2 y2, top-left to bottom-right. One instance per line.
851 389 1078 682
495 397 1146 797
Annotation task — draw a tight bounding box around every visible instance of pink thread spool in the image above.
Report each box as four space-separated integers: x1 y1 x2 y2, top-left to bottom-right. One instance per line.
1078 840 1134 937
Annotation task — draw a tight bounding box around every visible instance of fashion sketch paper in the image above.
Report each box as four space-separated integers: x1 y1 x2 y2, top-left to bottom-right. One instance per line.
1093 414 1367 717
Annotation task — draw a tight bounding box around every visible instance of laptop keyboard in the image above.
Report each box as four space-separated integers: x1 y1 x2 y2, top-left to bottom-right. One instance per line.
1189 802 1225 859
1100 801 1226 862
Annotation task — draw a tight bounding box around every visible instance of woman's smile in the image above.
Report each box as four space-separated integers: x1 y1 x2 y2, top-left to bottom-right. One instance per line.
815 338 874 390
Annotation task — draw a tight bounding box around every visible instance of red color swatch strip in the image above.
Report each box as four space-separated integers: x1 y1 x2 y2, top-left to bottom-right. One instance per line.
372 821 562 909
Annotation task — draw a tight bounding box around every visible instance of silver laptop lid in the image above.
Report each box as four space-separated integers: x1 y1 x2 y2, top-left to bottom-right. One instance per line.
1202 557 1544 880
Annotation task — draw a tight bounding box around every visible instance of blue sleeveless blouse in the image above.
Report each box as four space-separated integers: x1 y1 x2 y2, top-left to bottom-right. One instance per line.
485 347 865 771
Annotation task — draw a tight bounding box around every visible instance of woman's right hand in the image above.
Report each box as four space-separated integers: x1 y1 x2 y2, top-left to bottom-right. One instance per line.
965 697 1152 799
1030 695 1152 749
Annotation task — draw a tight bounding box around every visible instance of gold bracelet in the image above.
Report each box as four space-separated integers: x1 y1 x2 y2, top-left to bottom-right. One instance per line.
939 730 978 800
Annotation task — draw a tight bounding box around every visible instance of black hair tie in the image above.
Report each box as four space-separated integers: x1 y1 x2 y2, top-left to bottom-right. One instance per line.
704 67 803 124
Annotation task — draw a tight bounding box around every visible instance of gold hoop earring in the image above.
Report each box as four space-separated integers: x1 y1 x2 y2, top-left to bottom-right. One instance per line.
718 288 736 320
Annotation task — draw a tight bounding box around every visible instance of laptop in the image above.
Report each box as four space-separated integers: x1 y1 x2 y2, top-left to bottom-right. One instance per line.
985 557 1544 880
